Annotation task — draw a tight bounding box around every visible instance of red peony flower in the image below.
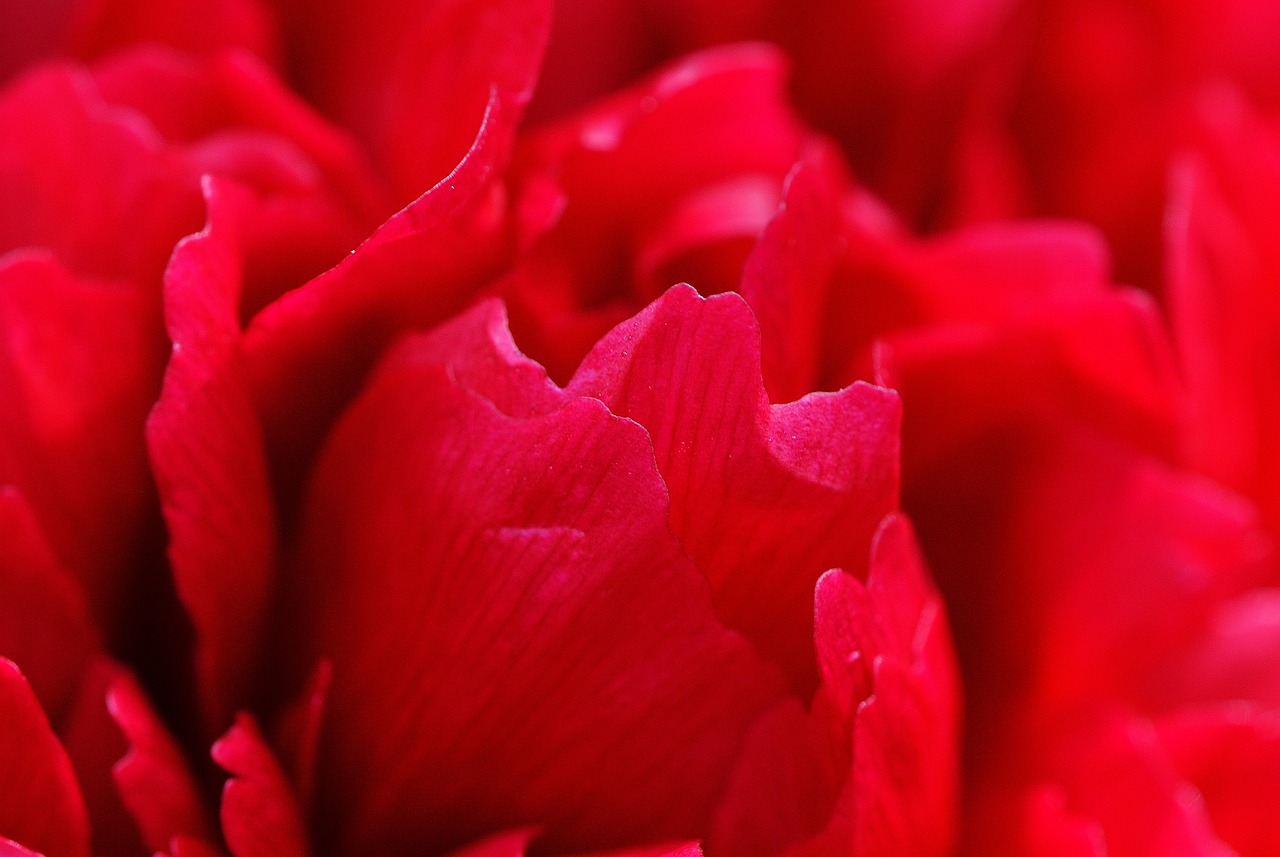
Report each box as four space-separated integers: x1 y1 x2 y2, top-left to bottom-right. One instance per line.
6 1 1280 855
0 3 961 856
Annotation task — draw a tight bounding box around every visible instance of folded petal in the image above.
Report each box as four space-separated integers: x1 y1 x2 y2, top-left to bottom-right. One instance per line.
0 251 161 637
213 714 310 857
568 285 901 689
109 671 216 852
0 489 98 723
269 0 550 200
0 659 90 857
289 324 782 855
148 176 278 734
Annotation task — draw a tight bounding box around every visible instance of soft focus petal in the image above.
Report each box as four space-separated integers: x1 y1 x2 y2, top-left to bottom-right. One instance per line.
1167 93 1280 536
0 659 90 857
70 0 279 66
212 714 310 857
267 0 550 201
0 251 161 636
108 671 216 852
0 489 99 723
1160 706 1280 857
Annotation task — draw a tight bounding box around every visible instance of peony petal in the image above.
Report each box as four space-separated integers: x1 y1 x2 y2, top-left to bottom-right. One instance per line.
503 44 805 382
269 0 550 201
0 489 98 724
0 659 90 857
709 516 958 857
0 250 162 638
1017 787 1107 857
0 841 45 857
70 0 279 66
270 660 331 810
0 64 203 283
1046 714 1233 857
833 222 1180 463
443 830 537 857
289 333 783 855
1151 591 1280 709
572 845 703 857
567 285 901 688
147 177 277 734
56 659 147 857
0 0 77 83
738 142 847 402
707 699 845 857
849 655 958 857
1160 705 1280 857
239 69 525 502
109 671 215 852
165 837 225 857
212 714 310 857
1168 98 1280 535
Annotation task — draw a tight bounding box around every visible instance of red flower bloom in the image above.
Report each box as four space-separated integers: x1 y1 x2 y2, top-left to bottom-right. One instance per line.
0 3 960 856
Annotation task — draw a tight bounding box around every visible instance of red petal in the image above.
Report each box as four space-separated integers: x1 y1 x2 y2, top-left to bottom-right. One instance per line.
0 64 203 283
57 659 147 857
1047 714 1230 857
0 251 162 638
270 660 331 810
289 336 782 854
708 699 844 857
212 714 310 857
0 659 90 857
271 0 550 200
70 0 279 66
1160 706 1280 857
738 143 846 403
0 489 98 724
1153 591 1280 708
1017 787 1107 857
90 47 383 317
1168 98 1280 535
712 516 959 857
568 285 901 688
148 178 277 734
0 841 46 857
166 838 225 857
503 44 805 382
848 655 958 857
109 671 216 851
572 845 703 857
443 831 536 857
0 0 77 83
240 92 515 501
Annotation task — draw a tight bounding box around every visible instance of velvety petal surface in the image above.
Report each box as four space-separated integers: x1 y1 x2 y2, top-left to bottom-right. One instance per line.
290 313 784 855
567 285 901 689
